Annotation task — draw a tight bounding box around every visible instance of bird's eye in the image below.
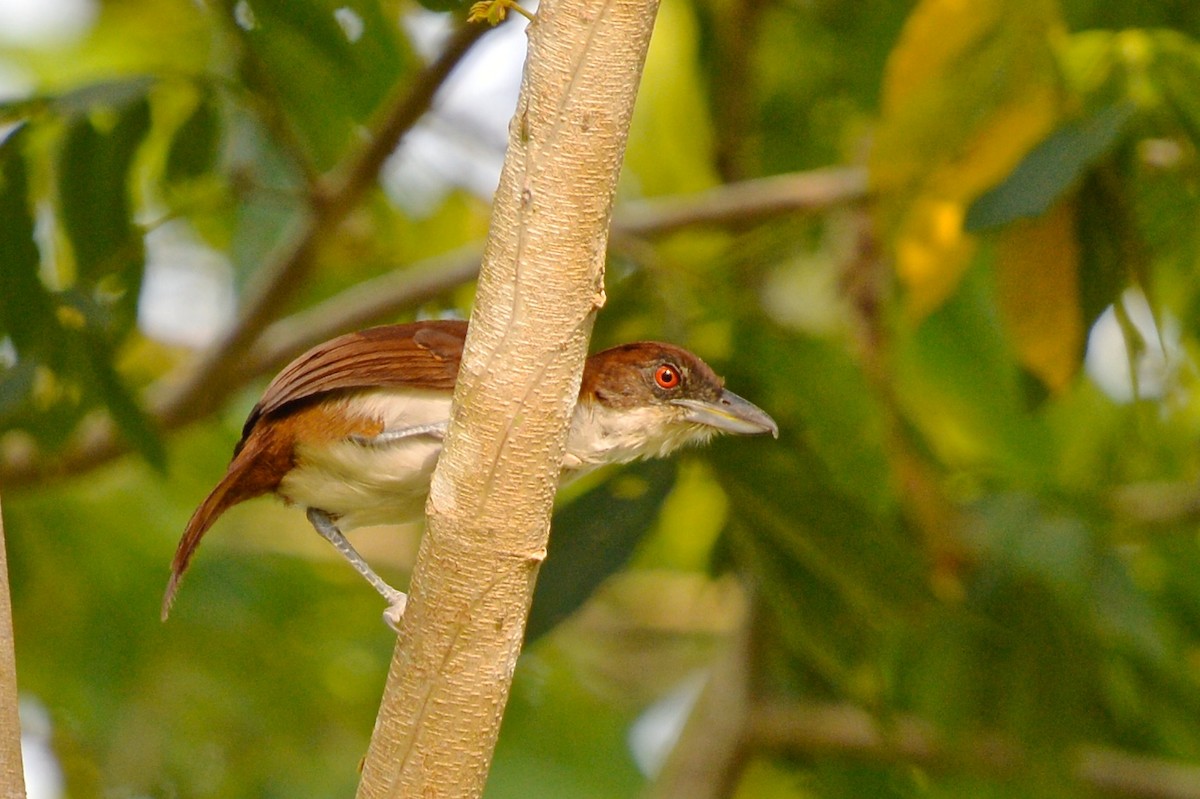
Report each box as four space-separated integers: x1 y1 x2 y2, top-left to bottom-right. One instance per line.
654 364 681 390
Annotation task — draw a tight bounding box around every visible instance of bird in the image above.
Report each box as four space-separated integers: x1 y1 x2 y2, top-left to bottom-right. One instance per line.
161 319 778 627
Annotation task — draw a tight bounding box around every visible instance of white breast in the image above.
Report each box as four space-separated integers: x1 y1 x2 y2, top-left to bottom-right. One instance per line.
277 390 705 529
562 402 711 471
278 389 452 530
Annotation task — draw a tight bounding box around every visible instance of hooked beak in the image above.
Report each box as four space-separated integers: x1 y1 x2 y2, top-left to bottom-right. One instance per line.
672 390 779 438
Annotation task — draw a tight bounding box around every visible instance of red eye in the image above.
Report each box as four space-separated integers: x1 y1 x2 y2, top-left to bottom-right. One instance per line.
654 364 681 389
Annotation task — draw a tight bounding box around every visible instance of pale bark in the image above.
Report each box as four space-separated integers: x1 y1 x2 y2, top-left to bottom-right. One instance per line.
354 0 662 796
0 497 26 799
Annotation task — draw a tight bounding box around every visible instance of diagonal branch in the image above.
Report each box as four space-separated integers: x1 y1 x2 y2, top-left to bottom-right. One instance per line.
155 22 490 429
0 165 866 490
748 701 1200 799
613 165 866 237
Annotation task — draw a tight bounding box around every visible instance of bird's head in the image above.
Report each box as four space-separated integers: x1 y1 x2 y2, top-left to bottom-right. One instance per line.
567 341 778 469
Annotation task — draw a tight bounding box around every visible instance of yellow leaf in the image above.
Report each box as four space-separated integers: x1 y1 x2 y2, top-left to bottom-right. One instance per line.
993 199 1083 391
871 0 1067 319
894 197 976 321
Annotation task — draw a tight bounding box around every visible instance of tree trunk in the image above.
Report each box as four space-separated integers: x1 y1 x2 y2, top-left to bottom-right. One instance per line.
0 497 26 799
354 0 662 795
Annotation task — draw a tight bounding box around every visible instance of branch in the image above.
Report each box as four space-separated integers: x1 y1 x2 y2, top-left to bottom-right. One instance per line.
642 617 752 799
245 166 869 371
354 0 661 793
246 243 484 375
0 497 26 799
1111 480 1200 529
613 165 867 237
154 22 490 428
747 701 1200 799
0 24 489 488
0 165 866 490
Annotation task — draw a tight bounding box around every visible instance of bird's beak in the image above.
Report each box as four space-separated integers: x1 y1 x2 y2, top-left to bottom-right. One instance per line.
672 391 779 438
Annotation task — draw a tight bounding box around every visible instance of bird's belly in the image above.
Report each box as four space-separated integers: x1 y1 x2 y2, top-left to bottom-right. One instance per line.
279 436 444 529
278 388 452 530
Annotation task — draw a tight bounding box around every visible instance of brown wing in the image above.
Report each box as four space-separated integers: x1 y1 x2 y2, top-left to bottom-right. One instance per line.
240 319 468 444
163 320 467 620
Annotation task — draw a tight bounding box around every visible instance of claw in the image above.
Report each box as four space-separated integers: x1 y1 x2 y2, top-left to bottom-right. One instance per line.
382 593 408 633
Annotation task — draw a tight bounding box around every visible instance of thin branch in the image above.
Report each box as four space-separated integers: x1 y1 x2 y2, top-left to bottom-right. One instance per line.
705 0 768 182
0 164 866 490
246 243 484 375
748 701 1200 799
0 496 26 799
642 616 752 799
1111 480 1200 529
612 165 867 238
154 22 490 429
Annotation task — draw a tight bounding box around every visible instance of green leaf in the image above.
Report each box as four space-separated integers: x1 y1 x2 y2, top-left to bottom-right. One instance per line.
166 97 221 183
59 96 151 283
0 77 156 126
965 102 1135 232
235 0 410 168
1076 168 1140 331
413 0 473 12
80 334 166 472
0 126 55 349
526 460 677 643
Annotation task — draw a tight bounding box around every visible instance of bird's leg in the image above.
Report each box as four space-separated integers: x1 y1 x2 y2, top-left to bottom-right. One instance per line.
306 507 408 631
349 421 447 447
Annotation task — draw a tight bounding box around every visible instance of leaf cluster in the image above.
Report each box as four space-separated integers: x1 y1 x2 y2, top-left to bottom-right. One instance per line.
5 0 1200 798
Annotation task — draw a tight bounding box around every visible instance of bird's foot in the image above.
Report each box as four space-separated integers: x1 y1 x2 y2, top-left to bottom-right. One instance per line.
382 590 408 633
307 507 411 632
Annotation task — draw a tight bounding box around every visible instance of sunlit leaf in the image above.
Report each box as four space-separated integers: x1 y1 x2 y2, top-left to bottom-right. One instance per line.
871 0 1066 319
993 199 1083 391
80 336 167 471
898 263 1054 474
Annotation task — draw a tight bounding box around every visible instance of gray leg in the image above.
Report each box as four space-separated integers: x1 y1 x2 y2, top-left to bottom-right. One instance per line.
306 507 408 631
349 422 447 447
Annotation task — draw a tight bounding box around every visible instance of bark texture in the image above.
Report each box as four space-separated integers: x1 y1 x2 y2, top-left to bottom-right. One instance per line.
355 0 661 795
0 498 26 799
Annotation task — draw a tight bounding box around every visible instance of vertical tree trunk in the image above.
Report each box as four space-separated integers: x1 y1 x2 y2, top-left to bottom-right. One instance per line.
355 0 662 796
0 498 26 799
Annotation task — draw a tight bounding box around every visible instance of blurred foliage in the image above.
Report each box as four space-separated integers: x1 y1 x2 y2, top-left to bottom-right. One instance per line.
6 0 1200 797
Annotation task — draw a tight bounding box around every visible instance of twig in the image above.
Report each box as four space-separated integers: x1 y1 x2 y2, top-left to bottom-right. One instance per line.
0 164 865 490
747 701 1200 799
154 22 490 429
246 243 484 375
705 0 768 181
0 497 26 799
642 616 752 799
1111 480 1200 529
613 165 867 237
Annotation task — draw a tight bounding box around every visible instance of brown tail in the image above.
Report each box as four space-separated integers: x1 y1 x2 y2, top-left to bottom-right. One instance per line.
161 433 286 621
